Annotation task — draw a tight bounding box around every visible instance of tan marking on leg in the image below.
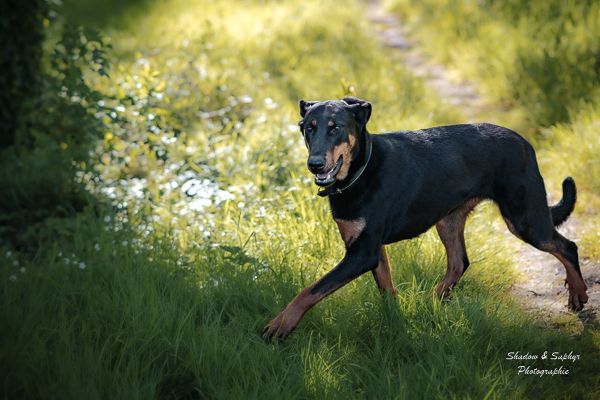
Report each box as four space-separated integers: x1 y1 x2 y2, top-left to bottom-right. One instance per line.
550 251 588 310
538 241 558 252
435 198 480 298
311 119 317 126
372 246 397 295
464 197 482 209
263 284 324 341
538 235 588 310
436 219 466 298
334 217 366 248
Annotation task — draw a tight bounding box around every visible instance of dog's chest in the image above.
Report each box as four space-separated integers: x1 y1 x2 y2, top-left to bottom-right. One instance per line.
334 218 366 248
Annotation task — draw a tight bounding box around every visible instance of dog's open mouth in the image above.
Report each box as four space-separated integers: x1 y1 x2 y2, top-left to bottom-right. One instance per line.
314 156 343 187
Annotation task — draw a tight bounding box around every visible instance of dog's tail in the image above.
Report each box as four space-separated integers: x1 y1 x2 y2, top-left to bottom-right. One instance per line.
550 177 577 226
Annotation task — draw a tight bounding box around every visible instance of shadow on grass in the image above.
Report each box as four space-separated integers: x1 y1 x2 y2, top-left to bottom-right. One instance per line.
1 214 599 399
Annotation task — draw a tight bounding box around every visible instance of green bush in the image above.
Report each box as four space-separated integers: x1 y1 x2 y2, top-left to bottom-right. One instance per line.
0 0 47 148
0 24 112 249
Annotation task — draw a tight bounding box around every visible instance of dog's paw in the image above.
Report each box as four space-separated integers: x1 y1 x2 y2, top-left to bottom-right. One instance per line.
435 281 454 300
565 279 589 312
262 311 298 343
567 290 589 312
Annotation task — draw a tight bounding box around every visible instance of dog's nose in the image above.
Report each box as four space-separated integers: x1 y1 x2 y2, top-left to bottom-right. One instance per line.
307 156 326 173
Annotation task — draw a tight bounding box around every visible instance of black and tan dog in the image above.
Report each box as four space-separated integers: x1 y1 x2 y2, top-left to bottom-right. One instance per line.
263 97 588 342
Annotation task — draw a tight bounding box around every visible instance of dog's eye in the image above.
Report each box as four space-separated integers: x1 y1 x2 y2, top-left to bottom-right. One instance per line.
329 125 340 134
305 127 313 134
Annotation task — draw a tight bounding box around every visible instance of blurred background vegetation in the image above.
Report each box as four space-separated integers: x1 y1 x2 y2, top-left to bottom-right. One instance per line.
1 0 599 398
387 0 600 255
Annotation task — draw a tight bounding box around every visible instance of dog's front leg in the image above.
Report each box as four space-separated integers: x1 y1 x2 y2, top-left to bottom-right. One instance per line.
372 246 397 295
263 240 380 342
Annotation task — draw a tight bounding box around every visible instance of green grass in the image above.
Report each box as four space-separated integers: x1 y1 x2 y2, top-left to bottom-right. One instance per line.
2 0 600 398
386 0 600 128
386 0 600 264
2 210 599 399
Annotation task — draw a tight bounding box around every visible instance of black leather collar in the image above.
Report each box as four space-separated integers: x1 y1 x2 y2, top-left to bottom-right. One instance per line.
317 132 373 197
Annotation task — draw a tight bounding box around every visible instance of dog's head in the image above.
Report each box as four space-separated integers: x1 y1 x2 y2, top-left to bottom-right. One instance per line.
298 97 371 187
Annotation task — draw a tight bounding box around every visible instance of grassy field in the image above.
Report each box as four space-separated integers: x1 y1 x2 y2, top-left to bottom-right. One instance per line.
1 0 599 398
387 0 600 255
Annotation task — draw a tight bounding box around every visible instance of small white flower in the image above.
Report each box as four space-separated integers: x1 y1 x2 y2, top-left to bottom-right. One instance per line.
6 251 12 257
78 262 86 270
12 260 19 267
58 251 63 257
104 216 111 223
122 240 128 247
237 202 245 209
94 243 101 251
8 275 17 282
64 258 71 265
19 267 26 273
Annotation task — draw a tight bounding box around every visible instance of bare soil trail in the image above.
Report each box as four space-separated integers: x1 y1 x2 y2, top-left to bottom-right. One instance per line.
364 0 599 328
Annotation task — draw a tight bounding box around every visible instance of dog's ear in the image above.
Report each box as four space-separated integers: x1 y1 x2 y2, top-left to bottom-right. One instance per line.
299 100 318 118
343 97 372 130
341 96 364 106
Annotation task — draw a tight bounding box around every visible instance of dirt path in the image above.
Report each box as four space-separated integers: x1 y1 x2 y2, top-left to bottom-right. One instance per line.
365 0 487 120
510 222 600 327
364 0 599 328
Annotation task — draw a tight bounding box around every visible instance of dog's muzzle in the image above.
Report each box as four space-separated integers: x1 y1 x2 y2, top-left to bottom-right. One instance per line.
314 156 343 187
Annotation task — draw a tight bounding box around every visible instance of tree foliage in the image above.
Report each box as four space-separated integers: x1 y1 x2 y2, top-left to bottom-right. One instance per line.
0 0 47 148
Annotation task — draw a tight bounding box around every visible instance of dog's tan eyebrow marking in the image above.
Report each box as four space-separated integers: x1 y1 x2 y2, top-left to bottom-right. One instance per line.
311 119 317 126
335 218 366 248
328 120 334 127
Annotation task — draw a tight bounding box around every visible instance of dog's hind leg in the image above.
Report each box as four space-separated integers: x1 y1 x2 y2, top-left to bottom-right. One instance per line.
541 232 588 311
435 199 479 299
501 207 588 310
498 175 588 310
372 246 397 295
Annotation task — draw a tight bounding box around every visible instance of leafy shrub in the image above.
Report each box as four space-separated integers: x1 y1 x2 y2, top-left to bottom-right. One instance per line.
0 24 112 250
0 0 47 148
